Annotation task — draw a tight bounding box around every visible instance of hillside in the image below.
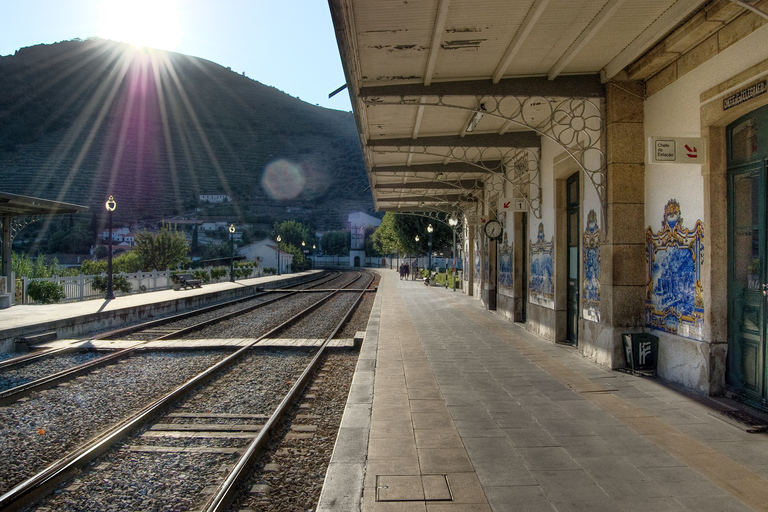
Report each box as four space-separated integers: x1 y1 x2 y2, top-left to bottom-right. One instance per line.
0 39 371 230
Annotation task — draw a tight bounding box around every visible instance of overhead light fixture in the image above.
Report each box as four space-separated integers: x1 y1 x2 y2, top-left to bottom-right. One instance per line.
465 103 487 133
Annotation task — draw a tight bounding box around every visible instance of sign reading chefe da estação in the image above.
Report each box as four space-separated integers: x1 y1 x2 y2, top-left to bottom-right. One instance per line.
648 137 706 164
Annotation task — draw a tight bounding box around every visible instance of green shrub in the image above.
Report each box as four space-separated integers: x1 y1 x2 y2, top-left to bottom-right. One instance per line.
210 267 227 281
192 270 211 283
91 275 132 294
27 281 66 304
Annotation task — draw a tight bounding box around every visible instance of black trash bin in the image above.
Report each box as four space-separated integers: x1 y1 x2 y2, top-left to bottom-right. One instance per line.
622 333 659 375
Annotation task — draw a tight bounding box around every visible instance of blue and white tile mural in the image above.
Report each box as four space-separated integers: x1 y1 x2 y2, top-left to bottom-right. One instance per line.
529 223 554 307
646 199 705 340
498 232 514 296
473 228 482 282
582 210 601 323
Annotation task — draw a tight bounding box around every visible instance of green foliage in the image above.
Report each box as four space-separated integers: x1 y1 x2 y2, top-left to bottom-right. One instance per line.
12 252 75 278
321 231 350 256
263 267 277 275
45 219 93 254
26 280 66 304
210 267 227 280
133 225 189 271
272 220 316 250
91 275 132 294
371 213 453 256
80 251 143 275
192 269 211 283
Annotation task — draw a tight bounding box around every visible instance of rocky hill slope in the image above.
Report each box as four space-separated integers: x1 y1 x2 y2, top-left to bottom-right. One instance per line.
0 39 371 230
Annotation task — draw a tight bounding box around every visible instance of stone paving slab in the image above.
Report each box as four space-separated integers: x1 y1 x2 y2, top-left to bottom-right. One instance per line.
318 269 768 511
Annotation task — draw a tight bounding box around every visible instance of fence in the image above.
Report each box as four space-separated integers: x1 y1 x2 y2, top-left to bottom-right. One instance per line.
19 265 263 304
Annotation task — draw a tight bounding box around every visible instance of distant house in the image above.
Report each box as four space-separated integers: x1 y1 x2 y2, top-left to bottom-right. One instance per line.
101 227 129 242
238 239 294 275
200 222 230 231
347 212 381 267
199 194 231 203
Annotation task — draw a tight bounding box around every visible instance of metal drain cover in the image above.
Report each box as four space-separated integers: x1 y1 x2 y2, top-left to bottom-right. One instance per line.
376 475 452 502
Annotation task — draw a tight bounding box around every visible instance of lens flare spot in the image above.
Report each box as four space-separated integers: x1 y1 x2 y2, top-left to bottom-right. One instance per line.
262 159 306 200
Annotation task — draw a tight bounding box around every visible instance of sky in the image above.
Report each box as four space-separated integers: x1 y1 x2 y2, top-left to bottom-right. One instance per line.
0 0 353 112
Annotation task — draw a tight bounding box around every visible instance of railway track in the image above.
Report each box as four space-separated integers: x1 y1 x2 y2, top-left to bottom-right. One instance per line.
0 271 375 511
0 270 365 403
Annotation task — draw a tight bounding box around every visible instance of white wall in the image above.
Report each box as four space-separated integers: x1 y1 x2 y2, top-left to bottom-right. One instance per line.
644 24 768 227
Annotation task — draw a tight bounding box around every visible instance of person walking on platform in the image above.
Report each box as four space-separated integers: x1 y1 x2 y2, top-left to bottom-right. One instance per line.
403 262 409 280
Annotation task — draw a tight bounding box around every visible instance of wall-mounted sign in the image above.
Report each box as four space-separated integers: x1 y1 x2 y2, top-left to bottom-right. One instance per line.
499 197 527 212
465 214 480 225
723 80 766 111
648 137 706 164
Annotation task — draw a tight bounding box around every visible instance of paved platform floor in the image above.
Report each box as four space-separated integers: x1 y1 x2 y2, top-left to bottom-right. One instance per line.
320 269 768 512
0 271 319 334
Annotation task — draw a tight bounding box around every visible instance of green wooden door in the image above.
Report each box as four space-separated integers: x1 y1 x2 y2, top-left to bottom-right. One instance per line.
727 105 768 408
566 172 579 346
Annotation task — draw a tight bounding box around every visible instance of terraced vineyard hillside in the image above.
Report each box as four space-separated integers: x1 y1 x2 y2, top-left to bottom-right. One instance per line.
0 39 371 230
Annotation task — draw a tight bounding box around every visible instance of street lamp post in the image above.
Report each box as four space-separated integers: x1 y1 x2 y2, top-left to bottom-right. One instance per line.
104 195 116 300
229 224 236 282
427 223 434 274
276 235 282 275
449 215 459 292
415 235 420 279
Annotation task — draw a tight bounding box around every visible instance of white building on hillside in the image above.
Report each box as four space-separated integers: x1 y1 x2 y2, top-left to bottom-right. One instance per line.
348 212 381 267
238 239 294 275
199 194 231 203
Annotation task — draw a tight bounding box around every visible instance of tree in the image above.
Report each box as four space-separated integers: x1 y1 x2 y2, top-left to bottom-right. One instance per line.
321 230 350 256
133 224 189 271
272 220 316 249
370 213 452 256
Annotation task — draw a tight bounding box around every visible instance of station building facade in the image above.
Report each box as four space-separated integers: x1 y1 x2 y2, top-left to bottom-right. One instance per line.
330 0 768 408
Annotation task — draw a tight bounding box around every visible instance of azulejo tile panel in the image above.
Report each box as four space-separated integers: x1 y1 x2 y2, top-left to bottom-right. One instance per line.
499 232 514 297
582 210 601 323
530 223 554 308
646 199 705 340
473 228 482 281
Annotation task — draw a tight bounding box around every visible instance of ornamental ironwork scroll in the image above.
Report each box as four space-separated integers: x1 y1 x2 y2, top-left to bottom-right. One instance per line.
363 94 606 224
646 199 705 340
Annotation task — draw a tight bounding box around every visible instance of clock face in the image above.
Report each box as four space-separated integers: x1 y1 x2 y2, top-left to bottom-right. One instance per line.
484 220 503 240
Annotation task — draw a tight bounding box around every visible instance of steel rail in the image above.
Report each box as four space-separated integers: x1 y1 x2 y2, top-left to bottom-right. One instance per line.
0 270 351 405
0 284 353 512
0 291 301 405
202 273 374 512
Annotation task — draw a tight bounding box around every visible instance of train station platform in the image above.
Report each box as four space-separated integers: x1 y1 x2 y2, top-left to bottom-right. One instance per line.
319 269 768 512
0 270 325 351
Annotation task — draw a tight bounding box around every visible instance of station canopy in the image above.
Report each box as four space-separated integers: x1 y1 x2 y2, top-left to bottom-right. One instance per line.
0 192 87 217
1 192 88 291
329 0 711 218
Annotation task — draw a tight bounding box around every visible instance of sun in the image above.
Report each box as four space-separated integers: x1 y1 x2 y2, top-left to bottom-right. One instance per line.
96 0 182 51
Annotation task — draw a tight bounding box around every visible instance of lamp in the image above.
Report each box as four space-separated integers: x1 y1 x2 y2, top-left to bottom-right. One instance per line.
229 224 236 282
466 103 486 133
427 223 433 272
276 235 282 275
104 195 116 300
449 216 459 291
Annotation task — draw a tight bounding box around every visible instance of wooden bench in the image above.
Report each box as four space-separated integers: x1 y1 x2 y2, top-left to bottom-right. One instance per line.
174 273 202 290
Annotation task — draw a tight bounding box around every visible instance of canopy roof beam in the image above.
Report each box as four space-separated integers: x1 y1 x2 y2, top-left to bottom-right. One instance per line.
368 132 540 149
360 74 604 99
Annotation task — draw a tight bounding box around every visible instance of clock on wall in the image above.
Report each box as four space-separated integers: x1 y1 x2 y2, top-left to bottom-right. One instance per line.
484 219 503 241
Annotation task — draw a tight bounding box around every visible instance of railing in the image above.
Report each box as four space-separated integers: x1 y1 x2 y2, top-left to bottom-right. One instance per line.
19 266 263 304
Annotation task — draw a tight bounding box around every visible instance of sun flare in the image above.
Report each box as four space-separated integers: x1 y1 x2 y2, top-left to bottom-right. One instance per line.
96 0 182 51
